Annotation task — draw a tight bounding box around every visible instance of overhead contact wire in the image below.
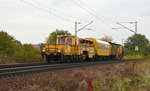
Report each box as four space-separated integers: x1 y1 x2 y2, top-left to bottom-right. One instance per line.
20 0 73 23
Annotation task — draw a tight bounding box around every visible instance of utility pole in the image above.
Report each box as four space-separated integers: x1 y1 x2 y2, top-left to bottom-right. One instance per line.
112 21 137 48
122 38 123 46
75 21 93 55
75 22 78 51
135 21 137 34
112 21 137 45
115 21 137 34
129 21 137 34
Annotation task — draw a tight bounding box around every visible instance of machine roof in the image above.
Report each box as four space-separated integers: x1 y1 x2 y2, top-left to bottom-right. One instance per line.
96 39 110 45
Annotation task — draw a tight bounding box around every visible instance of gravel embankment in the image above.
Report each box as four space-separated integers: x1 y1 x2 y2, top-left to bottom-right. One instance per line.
0 60 150 91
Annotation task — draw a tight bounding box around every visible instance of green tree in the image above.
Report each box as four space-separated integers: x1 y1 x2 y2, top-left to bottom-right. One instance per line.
124 34 149 56
46 29 72 44
39 43 45 50
0 30 42 63
0 31 17 56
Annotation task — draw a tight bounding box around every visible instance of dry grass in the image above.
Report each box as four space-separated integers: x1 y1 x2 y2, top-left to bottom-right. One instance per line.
0 60 150 91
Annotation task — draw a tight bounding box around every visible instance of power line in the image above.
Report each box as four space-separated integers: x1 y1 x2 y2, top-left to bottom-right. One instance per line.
73 0 132 37
116 22 135 33
91 30 122 42
70 0 117 37
94 24 126 39
20 0 73 23
31 0 89 22
77 0 114 23
83 24 123 41
85 23 125 41
93 24 112 35
20 0 130 43
70 0 112 28
111 27 130 36
94 24 127 40
27 0 114 35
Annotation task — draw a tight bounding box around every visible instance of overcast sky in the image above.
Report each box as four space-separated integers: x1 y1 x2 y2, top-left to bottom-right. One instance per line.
0 0 150 44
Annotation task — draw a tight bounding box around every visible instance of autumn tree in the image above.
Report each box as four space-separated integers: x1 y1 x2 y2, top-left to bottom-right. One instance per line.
100 35 113 42
46 29 72 44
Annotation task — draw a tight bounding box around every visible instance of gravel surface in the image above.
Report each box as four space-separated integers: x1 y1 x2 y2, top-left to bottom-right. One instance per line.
0 60 149 91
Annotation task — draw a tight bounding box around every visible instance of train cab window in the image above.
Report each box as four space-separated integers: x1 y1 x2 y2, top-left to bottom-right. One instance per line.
67 38 72 45
98 44 109 50
58 38 65 44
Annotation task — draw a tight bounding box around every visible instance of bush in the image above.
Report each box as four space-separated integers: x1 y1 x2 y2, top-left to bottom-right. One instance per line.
13 44 41 63
145 55 150 60
0 31 42 64
0 31 16 57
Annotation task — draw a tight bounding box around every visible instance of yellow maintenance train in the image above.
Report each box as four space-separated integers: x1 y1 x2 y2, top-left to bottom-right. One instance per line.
45 36 122 63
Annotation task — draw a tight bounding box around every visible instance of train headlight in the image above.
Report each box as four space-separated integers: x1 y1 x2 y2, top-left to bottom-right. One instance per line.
58 48 60 52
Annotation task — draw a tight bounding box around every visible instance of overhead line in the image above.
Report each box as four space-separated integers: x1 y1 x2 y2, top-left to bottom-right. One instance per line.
70 0 112 28
20 0 73 23
31 0 89 22
112 27 130 36
71 0 117 37
74 0 132 37
77 0 114 23
91 30 122 42
116 22 135 33
21 0 130 42
31 0 122 38
88 24 123 40
71 0 130 40
93 24 125 40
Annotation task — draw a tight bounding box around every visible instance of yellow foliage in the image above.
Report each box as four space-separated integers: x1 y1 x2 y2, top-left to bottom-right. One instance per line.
123 55 143 59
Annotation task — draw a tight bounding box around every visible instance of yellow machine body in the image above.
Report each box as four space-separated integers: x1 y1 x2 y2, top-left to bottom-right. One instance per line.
86 38 110 56
45 36 122 62
45 36 95 62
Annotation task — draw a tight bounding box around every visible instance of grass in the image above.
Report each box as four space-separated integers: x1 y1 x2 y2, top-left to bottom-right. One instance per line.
0 56 45 64
124 54 143 59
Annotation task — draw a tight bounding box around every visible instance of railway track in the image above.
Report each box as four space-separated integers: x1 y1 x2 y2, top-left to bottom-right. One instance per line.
0 59 142 79
0 63 48 69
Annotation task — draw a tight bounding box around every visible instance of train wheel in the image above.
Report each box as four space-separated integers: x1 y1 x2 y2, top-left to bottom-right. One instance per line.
47 59 50 63
87 58 93 62
46 55 51 63
59 55 65 63
91 57 95 61
72 56 77 62
59 58 63 63
94 55 99 61
70 56 74 62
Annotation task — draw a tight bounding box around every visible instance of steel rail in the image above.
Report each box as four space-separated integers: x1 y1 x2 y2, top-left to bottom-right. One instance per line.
0 59 142 79
0 62 90 73
0 63 48 69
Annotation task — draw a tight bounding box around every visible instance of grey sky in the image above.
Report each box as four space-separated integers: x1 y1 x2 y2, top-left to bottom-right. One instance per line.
0 0 150 44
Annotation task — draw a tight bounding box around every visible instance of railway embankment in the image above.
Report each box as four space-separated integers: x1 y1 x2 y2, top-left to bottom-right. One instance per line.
0 60 150 91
